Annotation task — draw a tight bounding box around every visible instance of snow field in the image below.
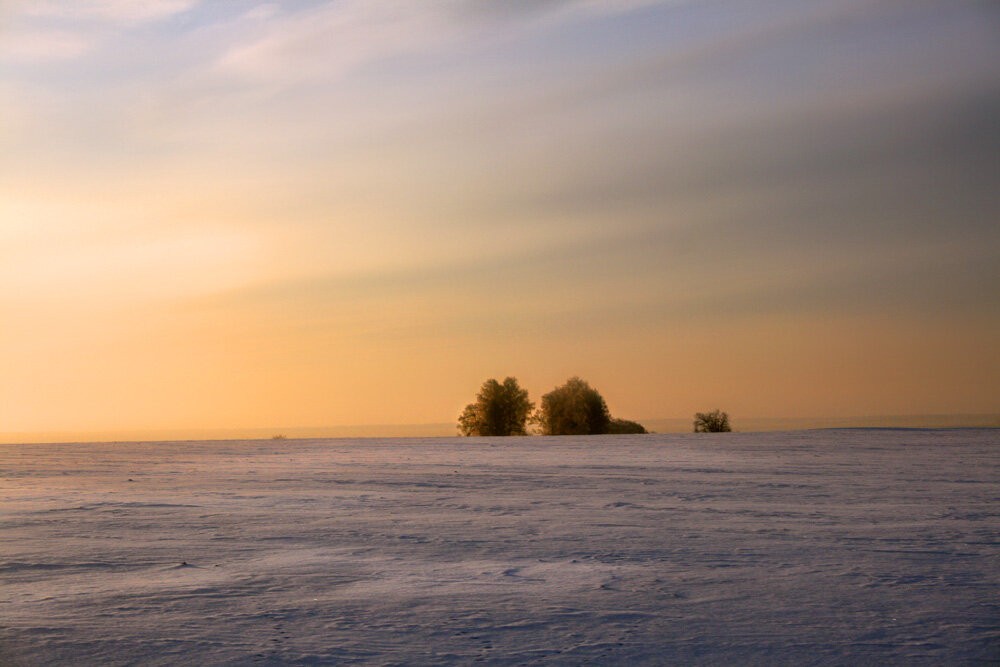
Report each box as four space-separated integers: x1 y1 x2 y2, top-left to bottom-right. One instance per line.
1 430 998 665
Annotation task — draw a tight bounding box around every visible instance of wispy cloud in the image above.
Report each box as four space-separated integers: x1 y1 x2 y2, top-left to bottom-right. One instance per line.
0 28 94 61
209 0 672 83
0 0 199 65
21 0 199 25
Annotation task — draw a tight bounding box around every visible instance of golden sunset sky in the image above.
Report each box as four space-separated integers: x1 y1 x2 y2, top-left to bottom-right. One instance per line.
2 1 998 438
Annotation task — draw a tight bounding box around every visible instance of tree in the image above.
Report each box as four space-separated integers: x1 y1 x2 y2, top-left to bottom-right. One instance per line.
534 377 611 436
694 410 731 432
607 418 647 434
457 377 534 436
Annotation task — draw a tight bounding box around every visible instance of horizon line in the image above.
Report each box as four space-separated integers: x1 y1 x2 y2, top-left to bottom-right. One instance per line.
3 413 998 446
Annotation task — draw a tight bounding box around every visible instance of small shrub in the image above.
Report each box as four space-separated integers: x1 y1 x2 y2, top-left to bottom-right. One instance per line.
607 418 648 434
694 410 731 433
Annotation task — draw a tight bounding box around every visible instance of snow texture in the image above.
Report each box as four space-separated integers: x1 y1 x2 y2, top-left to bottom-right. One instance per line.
1 430 998 665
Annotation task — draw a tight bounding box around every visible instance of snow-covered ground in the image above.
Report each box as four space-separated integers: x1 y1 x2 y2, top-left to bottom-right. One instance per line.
2 430 998 665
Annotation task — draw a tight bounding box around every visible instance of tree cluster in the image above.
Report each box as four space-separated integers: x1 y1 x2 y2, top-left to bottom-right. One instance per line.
457 376 648 436
458 377 735 436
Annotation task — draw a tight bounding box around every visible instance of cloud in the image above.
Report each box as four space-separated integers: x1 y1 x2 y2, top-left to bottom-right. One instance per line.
21 0 199 25
0 0 200 65
0 28 93 62
454 0 668 22
210 1 446 82
209 0 674 83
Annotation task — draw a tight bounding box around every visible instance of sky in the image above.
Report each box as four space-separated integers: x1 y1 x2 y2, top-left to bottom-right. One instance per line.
1 0 998 437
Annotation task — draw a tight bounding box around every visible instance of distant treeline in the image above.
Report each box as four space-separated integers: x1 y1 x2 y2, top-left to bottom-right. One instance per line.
458 377 731 436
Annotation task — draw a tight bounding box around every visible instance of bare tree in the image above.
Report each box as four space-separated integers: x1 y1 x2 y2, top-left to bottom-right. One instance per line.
694 410 731 432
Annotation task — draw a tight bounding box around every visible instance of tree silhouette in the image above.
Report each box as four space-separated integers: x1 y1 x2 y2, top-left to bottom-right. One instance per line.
694 410 731 432
534 377 611 436
457 377 534 436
